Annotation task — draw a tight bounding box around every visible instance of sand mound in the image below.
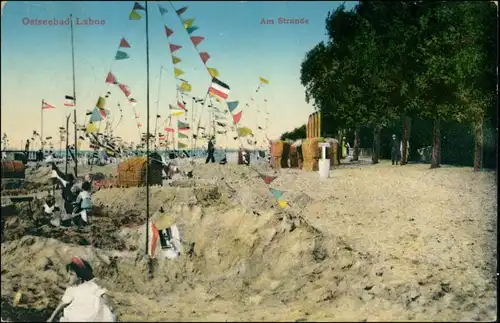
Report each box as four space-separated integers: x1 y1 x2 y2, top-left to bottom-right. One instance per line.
1 162 497 321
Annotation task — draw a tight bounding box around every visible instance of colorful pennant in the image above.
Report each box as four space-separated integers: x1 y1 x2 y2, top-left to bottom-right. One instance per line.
118 84 131 97
105 72 117 84
207 68 219 78
169 44 182 53
86 122 98 133
178 132 189 139
277 200 288 208
178 120 190 130
199 52 210 64
119 38 131 48
174 68 184 77
133 2 145 11
158 4 168 16
190 36 204 47
178 82 192 92
259 77 270 85
186 26 199 34
259 174 277 185
96 97 105 110
165 127 175 133
176 6 188 15
269 188 284 200
90 107 103 122
227 101 239 113
232 111 242 124
172 56 182 64
165 26 174 37
115 50 130 60
183 18 195 29
129 10 142 20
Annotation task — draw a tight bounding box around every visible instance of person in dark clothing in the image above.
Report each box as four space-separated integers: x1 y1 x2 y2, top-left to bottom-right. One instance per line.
205 137 215 164
391 134 401 165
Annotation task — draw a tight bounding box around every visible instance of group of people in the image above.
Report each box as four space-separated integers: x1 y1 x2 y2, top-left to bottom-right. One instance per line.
46 162 93 229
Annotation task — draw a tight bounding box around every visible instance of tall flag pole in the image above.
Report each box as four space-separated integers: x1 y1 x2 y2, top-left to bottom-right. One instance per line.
144 0 153 278
70 14 78 177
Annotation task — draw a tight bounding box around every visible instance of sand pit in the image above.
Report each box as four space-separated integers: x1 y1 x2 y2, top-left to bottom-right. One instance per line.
1 162 497 321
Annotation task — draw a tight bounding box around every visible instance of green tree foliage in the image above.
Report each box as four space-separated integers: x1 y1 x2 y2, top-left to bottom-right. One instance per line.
299 1 497 169
280 124 306 141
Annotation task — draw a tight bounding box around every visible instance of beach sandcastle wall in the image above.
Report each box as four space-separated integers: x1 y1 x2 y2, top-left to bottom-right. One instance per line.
117 156 162 188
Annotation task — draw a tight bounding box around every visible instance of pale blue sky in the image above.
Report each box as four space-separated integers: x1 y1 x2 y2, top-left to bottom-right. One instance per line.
1 1 356 149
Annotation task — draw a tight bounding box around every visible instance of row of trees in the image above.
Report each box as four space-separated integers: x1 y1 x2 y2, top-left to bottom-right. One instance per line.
299 1 497 169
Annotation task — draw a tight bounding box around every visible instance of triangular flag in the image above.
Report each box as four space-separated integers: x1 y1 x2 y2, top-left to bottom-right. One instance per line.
176 6 188 15
170 110 184 117
179 82 192 92
178 120 190 128
269 188 284 200
96 97 106 110
133 2 145 11
174 68 184 77
118 84 131 97
137 122 143 127
178 142 188 148
165 26 174 37
199 52 210 64
186 26 199 34
129 10 142 20
172 56 182 64
178 132 189 139
232 111 242 124
115 50 130 60
119 38 131 48
259 77 269 85
259 173 277 184
158 4 168 16
183 18 195 29
207 68 219 78
86 122 98 133
165 127 175 133
169 44 182 53
90 108 103 122
105 72 116 84
177 101 185 110
227 101 239 113
277 200 288 208
190 36 204 47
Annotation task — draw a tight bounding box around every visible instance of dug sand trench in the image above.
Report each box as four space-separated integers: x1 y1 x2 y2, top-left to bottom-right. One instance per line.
1 164 497 321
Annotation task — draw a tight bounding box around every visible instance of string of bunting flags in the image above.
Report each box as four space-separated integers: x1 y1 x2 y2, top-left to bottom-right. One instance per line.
157 4 193 148
168 1 287 209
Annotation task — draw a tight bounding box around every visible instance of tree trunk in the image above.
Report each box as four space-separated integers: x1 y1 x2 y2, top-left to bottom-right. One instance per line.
401 116 412 165
353 125 360 161
372 125 381 164
473 120 483 172
430 119 441 169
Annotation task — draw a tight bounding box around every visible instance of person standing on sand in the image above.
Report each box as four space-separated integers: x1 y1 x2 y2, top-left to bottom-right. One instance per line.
391 134 401 165
205 137 216 164
47 256 117 322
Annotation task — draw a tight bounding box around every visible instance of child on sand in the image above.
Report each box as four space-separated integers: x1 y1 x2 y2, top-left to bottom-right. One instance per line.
73 181 92 225
47 256 117 322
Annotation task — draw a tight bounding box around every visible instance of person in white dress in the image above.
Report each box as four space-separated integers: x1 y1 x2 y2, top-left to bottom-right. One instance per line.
47 256 117 322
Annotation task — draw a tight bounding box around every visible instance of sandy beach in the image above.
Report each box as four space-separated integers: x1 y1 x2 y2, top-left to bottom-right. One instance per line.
1 161 497 321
